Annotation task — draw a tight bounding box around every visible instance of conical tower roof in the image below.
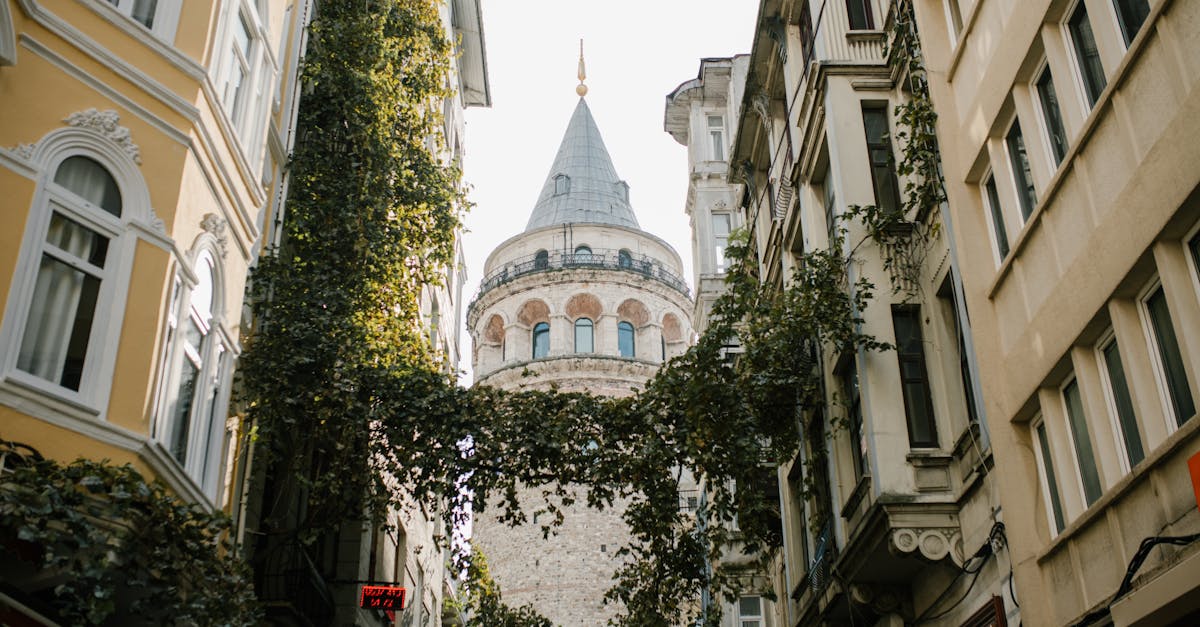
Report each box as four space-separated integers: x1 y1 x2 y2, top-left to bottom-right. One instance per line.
525 98 640 231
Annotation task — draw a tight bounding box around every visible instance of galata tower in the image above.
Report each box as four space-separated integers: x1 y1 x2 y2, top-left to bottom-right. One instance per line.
466 79 694 624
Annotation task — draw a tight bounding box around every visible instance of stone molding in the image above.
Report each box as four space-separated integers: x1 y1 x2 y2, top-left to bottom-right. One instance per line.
891 526 965 567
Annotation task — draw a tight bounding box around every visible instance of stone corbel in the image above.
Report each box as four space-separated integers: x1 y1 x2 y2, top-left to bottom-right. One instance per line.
891 526 965 568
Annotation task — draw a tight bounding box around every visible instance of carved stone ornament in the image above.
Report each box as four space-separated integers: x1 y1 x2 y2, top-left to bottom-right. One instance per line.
891 527 965 567
752 91 771 132
64 109 141 164
13 143 36 160
201 213 229 256
713 199 728 210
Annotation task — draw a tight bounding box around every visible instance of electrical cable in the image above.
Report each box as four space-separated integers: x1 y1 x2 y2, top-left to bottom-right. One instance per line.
908 521 1004 625
1070 532 1200 627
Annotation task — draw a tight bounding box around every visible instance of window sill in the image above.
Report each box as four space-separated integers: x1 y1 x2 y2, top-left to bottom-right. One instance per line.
845 30 885 44
1036 414 1200 563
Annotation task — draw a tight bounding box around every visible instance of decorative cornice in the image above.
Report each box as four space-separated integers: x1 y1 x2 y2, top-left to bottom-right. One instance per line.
891 526 965 567
64 109 141 164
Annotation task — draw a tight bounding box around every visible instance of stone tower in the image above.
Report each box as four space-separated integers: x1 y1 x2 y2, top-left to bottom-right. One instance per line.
467 94 693 625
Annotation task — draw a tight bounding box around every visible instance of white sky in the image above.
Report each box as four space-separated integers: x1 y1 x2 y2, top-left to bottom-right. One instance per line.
458 0 759 383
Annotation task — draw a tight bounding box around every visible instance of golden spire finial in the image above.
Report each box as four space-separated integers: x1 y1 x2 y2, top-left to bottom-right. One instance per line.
576 39 588 97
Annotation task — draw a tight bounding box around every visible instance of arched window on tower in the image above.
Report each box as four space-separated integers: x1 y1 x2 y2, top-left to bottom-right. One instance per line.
618 249 632 268
573 245 593 265
575 318 594 353
532 322 550 358
534 249 549 269
618 321 635 358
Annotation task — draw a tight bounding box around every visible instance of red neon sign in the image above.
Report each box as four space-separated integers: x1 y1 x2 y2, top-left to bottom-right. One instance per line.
359 585 407 611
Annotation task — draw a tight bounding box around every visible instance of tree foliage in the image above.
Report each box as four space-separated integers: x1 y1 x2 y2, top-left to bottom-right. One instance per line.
0 456 259 626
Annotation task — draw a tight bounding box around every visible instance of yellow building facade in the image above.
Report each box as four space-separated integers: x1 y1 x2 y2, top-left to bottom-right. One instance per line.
0 0 308 516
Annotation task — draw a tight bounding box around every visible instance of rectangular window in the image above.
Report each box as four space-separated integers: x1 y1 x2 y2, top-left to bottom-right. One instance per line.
892 307 939 447
708 115 725 162
839 360 868 480
984 175 1011 260
738 596 763 627
944 0 964 44
862 104 902 215
1069 2 1108 107
1006 121 1037 220
712 213 732 272
1034 418 1067 533
1100 338 1144 468
1113 0 1151 47
1145 286 1196 427
106 0 159 29
1036 67 1069 166
1063 379 1102 505
846 0 875 30
943 275 980 425
823 175 838 245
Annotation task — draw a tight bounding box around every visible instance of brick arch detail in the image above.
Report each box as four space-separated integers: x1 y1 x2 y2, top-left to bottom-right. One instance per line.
617 299 650 327
516 299 551 326
564 293 602 321
662 313 683 342
483 313 506 344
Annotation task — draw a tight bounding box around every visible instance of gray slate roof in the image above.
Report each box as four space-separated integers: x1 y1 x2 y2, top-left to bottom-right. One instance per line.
525 98 640 231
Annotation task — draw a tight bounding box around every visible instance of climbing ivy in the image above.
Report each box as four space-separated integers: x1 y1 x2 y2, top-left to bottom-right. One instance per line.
0 456 260 626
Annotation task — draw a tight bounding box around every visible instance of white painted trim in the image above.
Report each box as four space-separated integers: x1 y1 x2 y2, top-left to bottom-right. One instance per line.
0 0 16 65
78 0 182 48
16 0 203 79
0 127 152 420
1029 59 1062 176
1058 374 1098 511
19 35 191 146
1137 278 1187 434
1095 330 1135 474
1061 0 1102 116
980 169 1007 267
1030 414 1063 537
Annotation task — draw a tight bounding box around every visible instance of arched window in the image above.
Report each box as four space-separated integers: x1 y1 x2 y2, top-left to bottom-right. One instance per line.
573 245 593 265
618 249 632 268
554 174 571 196
575 318 594 353
15 156 123 391
534 249 549 269
159 249 231 495
618 321 635 358
532 322 550 358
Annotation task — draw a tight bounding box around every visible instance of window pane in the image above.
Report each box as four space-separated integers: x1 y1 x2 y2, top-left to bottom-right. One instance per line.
1036 68 1069 165
169 358 200 463
1063 380 1102 505
984 177 1010 259
17 255 102 390
892 308 938 447
1070 4 1108 106
1146 288 1196 426
1102 340 1144 467
618 321 635 358
1114 0 1150 46
47 213 109 268
1006 121 1037 220
846 0 874 29
1036 422 1066 533
712 213 731 236
132 0 158 28
532 322 549 358
739 596 762 616
862 106 901 214
575 318 594 353
54 156 122 217
233 13 253 58
534 249 549 269
710 129 725 161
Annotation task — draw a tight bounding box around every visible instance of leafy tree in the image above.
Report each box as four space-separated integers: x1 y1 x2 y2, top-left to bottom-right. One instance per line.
0 456 260 626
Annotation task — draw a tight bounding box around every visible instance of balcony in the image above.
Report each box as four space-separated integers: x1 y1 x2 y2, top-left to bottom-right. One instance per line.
257 538 336 627
472 247 691 304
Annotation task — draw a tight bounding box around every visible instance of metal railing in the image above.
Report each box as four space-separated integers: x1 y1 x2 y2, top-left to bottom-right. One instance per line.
809 521 835 593
258 538 336 627
472 247 691 302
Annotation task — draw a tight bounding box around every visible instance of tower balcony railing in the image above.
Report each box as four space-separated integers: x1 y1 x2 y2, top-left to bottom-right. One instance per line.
472 247 691 303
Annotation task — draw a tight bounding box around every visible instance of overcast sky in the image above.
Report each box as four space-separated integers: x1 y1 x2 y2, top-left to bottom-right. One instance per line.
458 1 759 382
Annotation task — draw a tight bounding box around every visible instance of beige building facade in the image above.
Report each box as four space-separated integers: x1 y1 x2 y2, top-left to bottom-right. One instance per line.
672 1 1012 625
467 95 694 626
916 0 1200 624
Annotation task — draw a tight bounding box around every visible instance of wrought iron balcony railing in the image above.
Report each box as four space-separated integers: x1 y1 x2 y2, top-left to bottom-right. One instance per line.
472 247 691 303
258 538 336 627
